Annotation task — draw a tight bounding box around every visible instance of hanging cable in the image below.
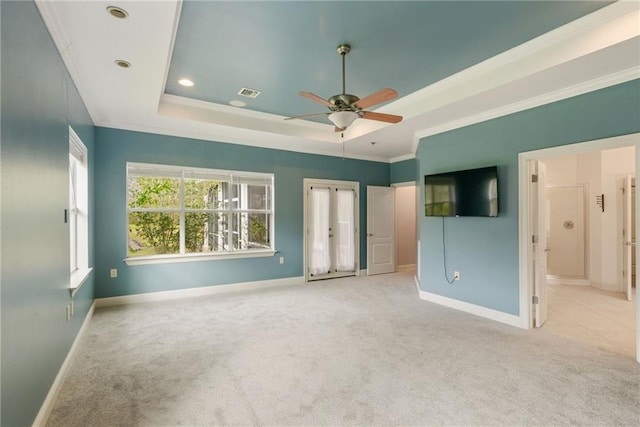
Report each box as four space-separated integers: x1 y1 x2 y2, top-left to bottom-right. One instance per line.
442 216 455 284
341 132 345 160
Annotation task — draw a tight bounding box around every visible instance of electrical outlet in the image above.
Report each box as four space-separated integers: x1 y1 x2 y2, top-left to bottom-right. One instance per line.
279 257 285 264
110 268 117 278
454 271 460 280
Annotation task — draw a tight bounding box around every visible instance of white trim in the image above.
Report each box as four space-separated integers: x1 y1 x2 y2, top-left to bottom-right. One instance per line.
95 276 303 308
360 269 367 277
33 302 95 427
391 181 416 188
34 0 101 123
125 250 276 266
518 132 640 363
415 67 639 141
157 0 184 108
303 178 361 282
396 264 416 272
69 267 92 297
418 289 525 329
397 2 640 118
389 153 416 163
546 277 591 286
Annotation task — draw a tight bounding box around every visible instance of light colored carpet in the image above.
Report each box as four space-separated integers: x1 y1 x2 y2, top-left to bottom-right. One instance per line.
47 272 640 426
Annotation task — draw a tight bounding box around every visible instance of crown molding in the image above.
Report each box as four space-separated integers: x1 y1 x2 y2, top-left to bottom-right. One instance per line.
96 120 390 163
415 66 639 142
390 1 640 118
35 0 101 124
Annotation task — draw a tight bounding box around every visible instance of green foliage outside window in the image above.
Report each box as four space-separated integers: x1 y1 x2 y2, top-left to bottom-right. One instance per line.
127 173 271 256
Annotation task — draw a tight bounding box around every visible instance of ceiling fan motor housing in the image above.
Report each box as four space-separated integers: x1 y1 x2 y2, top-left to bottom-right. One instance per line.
328 93 360 111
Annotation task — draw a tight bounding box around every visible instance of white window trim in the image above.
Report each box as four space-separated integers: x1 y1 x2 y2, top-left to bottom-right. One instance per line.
125 162 275 265
70 267 93 297
69 126 90 296
124 250 276 266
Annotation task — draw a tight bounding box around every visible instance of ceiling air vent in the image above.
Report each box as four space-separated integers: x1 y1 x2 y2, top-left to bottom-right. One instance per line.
238 88 261 98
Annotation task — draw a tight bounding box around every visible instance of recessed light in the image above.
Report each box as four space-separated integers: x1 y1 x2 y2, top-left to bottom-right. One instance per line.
106 6 128 19
178 79 194 87
114 59 131 68
229 100 247 108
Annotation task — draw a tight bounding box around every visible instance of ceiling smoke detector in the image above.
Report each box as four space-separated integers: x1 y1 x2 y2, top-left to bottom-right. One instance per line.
106 6 128 19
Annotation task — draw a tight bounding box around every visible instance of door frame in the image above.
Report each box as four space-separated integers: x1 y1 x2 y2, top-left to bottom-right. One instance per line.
303 178 360 282
517 133 640 362
366 185 396 275
622 174 634 301
545 183 590 282
391 181 417 273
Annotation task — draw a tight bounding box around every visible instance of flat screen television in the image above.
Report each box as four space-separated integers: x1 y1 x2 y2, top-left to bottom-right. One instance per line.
424 166 498 217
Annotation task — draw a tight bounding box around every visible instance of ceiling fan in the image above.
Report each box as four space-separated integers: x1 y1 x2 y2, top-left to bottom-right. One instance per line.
285 44 403 132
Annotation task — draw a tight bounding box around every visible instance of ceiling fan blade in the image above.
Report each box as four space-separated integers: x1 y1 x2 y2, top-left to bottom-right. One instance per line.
299 92 334 108
353 88 398 110
284 112 330 120
361 111 403 124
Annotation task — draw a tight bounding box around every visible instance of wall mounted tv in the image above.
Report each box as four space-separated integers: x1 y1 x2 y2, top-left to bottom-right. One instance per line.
424 166 498 217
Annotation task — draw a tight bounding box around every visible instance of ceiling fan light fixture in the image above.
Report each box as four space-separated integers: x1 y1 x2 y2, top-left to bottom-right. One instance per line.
329 111 358 129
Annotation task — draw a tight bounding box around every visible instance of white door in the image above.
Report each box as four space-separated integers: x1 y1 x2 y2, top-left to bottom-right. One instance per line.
533 162 549 327
367 186 395 275
305 179 359 282
546 186 586 278
623 175 633 301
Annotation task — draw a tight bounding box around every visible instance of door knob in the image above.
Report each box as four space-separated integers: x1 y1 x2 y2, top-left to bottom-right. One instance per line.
367 233 374 237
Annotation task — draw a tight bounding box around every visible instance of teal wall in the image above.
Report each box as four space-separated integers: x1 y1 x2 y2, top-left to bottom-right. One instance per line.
417 79 640 315
0 2 95 425
390 158 417 184
94 128 390 298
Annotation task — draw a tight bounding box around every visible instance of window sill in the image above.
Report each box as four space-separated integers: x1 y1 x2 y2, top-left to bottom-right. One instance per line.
70 267 93 298
124 250 276 266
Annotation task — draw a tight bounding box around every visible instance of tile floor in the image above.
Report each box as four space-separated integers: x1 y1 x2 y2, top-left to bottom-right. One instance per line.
543 283 637 358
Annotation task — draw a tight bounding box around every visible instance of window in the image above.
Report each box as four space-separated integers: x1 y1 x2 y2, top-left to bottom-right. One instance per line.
126 163 274 263
69 127 90 293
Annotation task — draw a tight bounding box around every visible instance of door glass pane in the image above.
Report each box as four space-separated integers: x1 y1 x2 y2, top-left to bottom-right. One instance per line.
335 190 355 272
309 188 331 275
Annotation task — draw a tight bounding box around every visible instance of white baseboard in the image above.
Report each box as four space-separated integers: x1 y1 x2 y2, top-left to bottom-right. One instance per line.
418 289 525 329
33 302 95 427
397 264 416 272
95 276 305 308
547 276 590 286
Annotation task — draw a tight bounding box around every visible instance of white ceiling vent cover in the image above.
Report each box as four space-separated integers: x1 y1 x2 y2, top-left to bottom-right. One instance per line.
238 88 261 98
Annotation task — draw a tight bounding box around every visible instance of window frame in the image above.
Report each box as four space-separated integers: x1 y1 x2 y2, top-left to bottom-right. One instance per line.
125 162 276 266
69 127 92 296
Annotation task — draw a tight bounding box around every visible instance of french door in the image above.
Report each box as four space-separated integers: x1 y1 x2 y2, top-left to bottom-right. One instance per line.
304 179 359 281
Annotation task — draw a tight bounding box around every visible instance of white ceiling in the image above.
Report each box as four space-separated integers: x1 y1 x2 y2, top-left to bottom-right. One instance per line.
36 0 640 162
